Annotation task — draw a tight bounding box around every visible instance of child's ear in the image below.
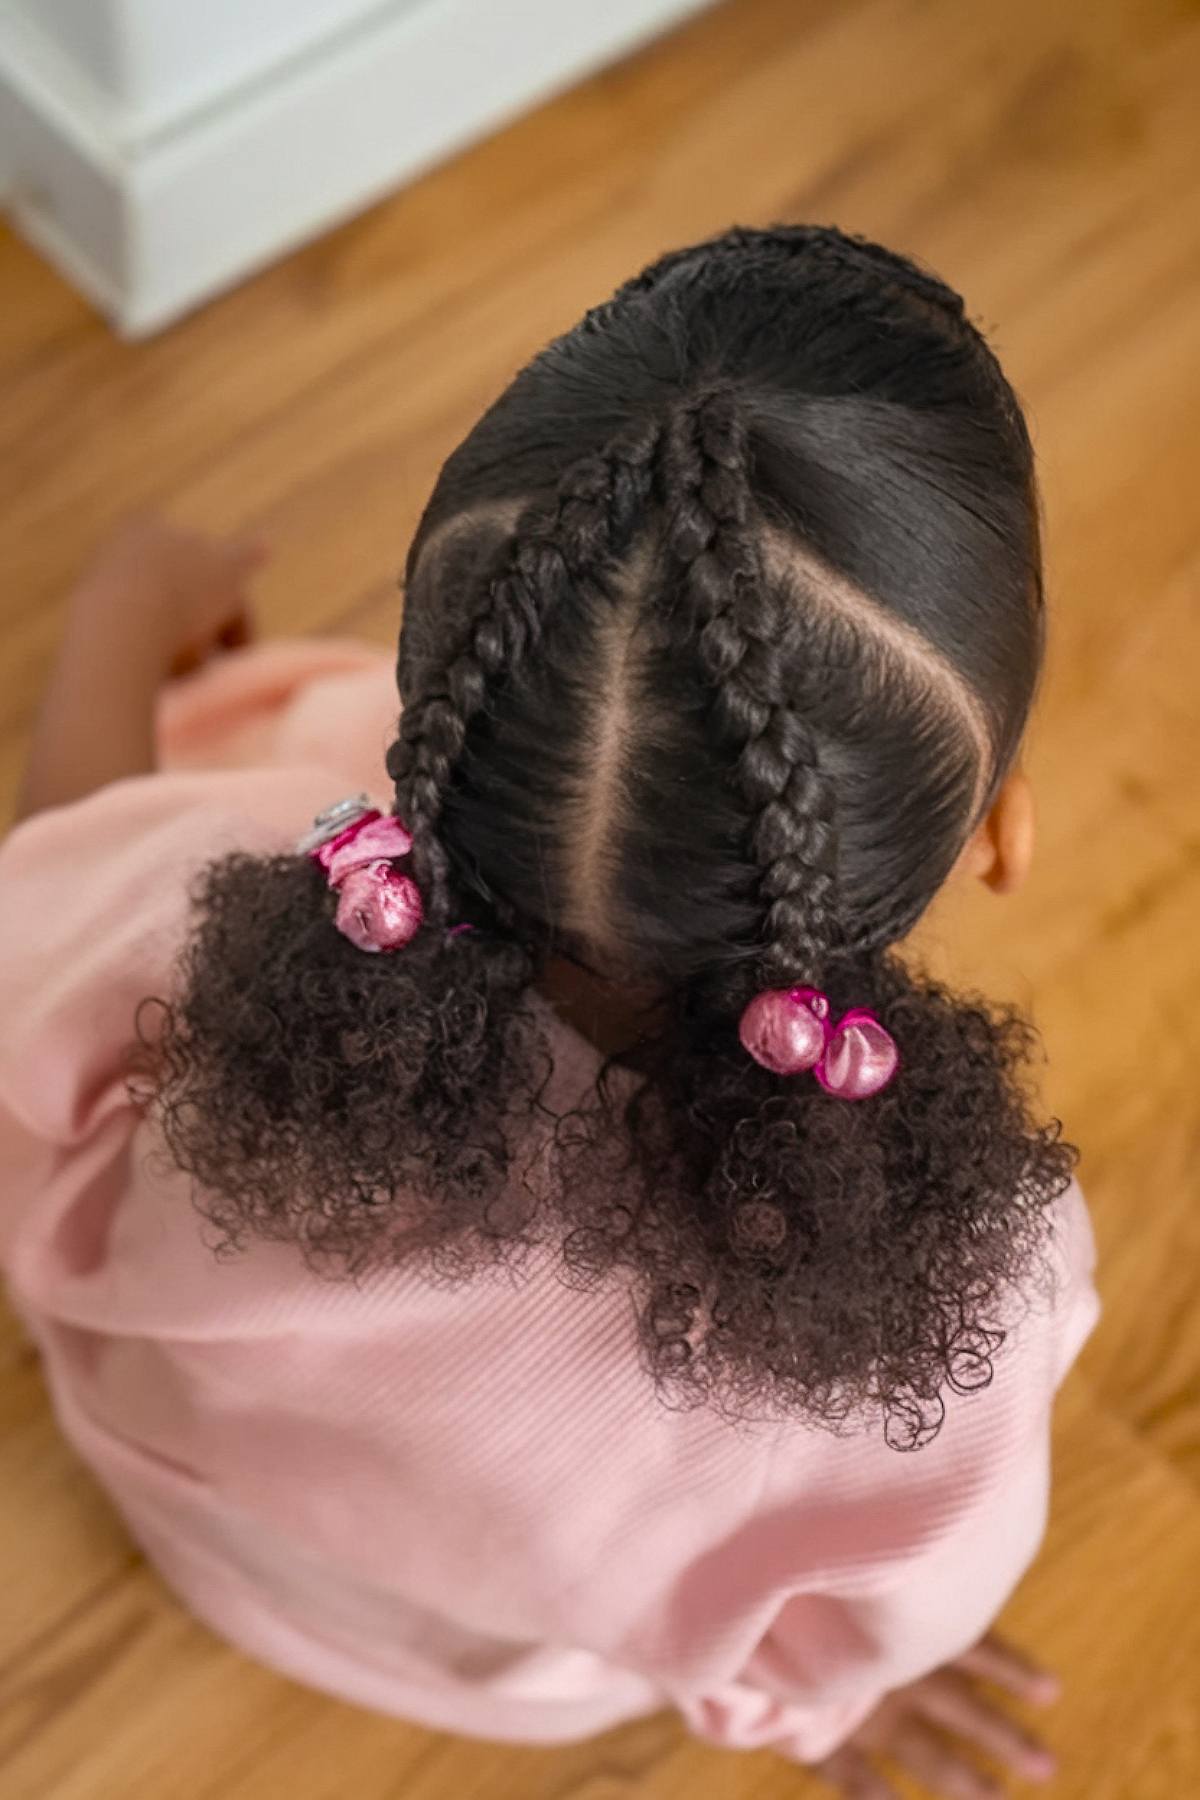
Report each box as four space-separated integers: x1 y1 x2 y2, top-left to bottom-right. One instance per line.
956 769 1035 896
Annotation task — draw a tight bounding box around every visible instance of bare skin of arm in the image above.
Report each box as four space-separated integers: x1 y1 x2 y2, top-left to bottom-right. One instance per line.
16 518 262 823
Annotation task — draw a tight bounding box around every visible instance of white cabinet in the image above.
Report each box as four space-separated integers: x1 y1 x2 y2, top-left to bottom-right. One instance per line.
0 0 710 334
10 0 396 132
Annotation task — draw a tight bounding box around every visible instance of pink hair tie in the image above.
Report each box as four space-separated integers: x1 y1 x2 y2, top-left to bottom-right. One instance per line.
738 986 899 1100
300 795 423 953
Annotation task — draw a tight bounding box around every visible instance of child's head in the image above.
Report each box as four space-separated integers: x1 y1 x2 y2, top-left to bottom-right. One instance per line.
155 226 1075 1448
394 225 1043 988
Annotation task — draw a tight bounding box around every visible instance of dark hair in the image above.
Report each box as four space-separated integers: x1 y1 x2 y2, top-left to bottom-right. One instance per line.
149 225 1075 1448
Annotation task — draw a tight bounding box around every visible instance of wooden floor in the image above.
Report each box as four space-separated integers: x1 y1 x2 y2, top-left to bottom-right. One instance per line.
2 0 1199 1794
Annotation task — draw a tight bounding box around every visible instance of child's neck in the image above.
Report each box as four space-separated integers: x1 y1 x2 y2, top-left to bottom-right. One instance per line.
535 954 665 1059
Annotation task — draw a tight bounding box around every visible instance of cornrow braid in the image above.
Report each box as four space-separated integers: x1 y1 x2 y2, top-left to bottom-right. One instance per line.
388 421 661 922
610 222 967 322
661 389 840 995
607 224 1021 446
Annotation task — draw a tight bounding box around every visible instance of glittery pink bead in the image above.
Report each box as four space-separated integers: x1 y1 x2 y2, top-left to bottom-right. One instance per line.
334 863 423 953
738 987 831 1075
814 1008 899 1100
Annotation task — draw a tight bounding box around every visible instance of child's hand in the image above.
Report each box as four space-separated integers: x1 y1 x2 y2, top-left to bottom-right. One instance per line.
70 515 266 680
815 1633 1059 1799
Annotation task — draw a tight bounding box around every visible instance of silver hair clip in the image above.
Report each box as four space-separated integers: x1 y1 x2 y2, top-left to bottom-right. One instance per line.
295 793 374 855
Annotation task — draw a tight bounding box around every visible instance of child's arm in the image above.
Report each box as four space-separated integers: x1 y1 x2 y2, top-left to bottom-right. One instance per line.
655 1183 1100 1797
16 518 261 822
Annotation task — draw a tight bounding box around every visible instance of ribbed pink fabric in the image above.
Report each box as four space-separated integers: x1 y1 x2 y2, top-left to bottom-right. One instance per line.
0 644 1100 1766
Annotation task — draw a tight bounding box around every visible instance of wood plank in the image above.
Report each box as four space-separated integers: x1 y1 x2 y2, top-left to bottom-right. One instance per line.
2 0 1199 1792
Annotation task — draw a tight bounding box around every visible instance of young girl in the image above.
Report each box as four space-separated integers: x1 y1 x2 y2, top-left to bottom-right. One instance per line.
1 226 1098 1800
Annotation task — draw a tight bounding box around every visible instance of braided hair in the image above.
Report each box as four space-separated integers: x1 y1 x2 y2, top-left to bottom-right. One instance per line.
149 225 1075 1447
661 389 840 998
388 420 660 920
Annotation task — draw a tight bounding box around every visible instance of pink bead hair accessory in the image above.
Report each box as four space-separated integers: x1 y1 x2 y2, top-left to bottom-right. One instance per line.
300 795 423 954
738 985 899 1100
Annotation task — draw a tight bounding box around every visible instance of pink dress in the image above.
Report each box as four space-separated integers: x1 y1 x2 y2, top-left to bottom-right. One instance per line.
0 643 1100 1766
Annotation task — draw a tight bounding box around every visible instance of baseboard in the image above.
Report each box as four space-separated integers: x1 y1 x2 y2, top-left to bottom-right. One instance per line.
0 0 711 336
